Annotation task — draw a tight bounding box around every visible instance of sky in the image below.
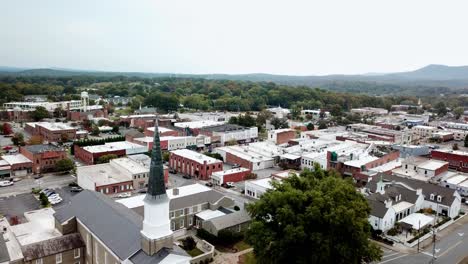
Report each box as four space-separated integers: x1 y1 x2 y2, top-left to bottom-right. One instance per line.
1 0 468 75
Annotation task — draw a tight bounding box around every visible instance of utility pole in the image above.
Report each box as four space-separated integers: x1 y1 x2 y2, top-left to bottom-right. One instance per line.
417 220 421 252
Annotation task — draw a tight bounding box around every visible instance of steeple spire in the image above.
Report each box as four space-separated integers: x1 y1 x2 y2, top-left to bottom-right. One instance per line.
147 120 166 197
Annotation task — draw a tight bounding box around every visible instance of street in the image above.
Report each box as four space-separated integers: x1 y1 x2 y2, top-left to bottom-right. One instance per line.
0 174 75 198
377 215 468 264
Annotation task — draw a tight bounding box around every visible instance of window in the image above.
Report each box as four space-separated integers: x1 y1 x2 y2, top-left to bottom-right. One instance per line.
86 234 90 255
94 242 99 263
171 221 175 230
74 248 80 259
189 217 193 226
180 219 185 228
56 253 62 263
430 194 435 200
36 259 43 264
437 196 442 202
170 211 175 218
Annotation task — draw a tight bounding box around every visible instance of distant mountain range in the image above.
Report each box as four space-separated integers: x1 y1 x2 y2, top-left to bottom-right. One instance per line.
2 64 468 95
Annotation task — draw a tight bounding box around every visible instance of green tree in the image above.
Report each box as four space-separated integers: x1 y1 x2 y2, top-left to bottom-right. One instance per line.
162 152 170 162
464 134 468 147
318 121 328 129
270 117 289 129
246 168 382 264
2 123 13 135
291 105 301 120
112 125 119 133
435 102 447 117
306 123 315 131
39 192 50 207
12 132 25 146
453 107 464 119
31 106 50 121
91 125 100 136
55 158 75 172
96 154 118 164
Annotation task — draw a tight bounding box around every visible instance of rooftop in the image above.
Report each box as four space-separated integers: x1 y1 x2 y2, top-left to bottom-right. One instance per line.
174 120 224 129
147 126 174 133
77 163 132 186
212 167 250 177
111 157 148 174
26 122 76 131
83 141 146 153
195 209 227 221
171 149 221 164
246 177 276 190
22 144 64 154
10 208 61 246
1 154 32 165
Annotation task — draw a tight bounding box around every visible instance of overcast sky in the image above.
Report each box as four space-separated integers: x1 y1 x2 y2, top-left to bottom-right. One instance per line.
1 0 467 75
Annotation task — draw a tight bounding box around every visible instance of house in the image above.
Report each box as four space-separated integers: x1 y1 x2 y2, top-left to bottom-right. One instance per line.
169 149 223 180
200 209 251 236
368 174 462 219
117 183 235 232
20 144 67 174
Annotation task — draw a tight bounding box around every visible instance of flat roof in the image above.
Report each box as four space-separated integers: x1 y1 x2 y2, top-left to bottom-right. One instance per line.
418 160 448 171
174 120 224 129
195 209 226 221
111 158 148 174
399 213 434 230
212 167 250 177
392 201 413 213
121 114 157 118
77 163 132 186
247 177 275 189
171 149 220 164
147 126 174 133
83 141 145 153
445 174 468 185
344 155 379 168
26 122 76 131
10 208 61 246
1 154 32 165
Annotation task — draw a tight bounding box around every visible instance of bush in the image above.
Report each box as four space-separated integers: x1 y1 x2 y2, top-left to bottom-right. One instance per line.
181 236 196 251
234 205 240 211
387 228 399 236
39 193 50 207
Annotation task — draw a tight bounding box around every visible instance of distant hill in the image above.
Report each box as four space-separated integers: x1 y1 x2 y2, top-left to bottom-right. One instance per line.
1 64 468 95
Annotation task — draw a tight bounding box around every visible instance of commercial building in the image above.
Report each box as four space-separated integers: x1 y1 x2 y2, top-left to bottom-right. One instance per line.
266 106 290 118
214 143 278 171
392 144 430 158
392 157 449 182
301 109 330 119
267 128 296 145
144 126 179 137
25 122 77 142
441 174 468 197
351 107 388 116
169 149 223 180
132 136 200 151
411 125 438 138
431 149 468 172
117 183 235 232
197 124 258 145
20 144 67 174
120 114 158 129
0 154 33 178
174 120 224 129
210 167 251 185
3 100 82 111
74 141 147 165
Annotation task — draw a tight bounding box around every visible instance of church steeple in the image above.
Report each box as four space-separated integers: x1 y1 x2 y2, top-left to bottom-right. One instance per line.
141 120 173 256
147 120 166 197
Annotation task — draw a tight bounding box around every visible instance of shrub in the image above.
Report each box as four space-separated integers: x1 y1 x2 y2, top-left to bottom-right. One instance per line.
181 236 196 251
387 228 398 236
234 205 240 211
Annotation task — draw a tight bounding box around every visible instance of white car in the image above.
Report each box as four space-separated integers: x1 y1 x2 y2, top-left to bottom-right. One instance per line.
0 181 14 187
49 197 63 204
226 182 235 187
117 192 131 198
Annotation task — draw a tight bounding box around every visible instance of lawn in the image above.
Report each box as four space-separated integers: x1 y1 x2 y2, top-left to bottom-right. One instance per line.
238 252 256 264
186 247 204 257
234 241 251 251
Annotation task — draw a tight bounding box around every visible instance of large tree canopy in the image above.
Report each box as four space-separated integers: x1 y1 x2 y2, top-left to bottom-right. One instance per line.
246 167 382 264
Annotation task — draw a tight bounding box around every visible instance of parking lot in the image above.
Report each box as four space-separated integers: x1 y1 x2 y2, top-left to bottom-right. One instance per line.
0 186 78 224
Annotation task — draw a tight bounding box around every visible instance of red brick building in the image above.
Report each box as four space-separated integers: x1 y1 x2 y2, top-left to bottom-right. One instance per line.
169 149 223 180
73 141 146 165
268 129 296 145
20 144 67 174
25 122 77 142
431 149 468 172
68 108 108 121
144 126 179 137
210 167 251 185
0 154 33 177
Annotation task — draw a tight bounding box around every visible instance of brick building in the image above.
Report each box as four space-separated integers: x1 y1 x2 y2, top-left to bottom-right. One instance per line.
144 126 179 137
268 128 296 145
20 144 67 174
25 122 77 142
0 154 33 177
169 149 223 180
431 149 468 172
74 141 147 165
68 108 108 121
210 167 251 185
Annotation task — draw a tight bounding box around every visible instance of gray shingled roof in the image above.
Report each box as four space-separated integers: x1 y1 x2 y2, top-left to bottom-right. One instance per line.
23 144 63 154
207 209 251 231
369 174 458 207
21 233 84 261
170 190 225 210
54 190 143 260
129 246 189 264
367 193 390 218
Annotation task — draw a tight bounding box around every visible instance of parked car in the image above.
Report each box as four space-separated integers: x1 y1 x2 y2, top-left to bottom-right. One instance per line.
232 164 240 169
226 182 235 188
33 174 43 179
169 168 177 174
183 175 191 179
70 186 83 192
40 188 51 194
117 192 131 198
0 181 14 187
138 188 147 194
12 178 21 182
49 197 63 205
205 182 213 187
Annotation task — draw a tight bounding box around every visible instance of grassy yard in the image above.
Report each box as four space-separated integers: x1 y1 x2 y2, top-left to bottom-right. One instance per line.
238 252 256 264
186 247 204 257
234 241 251 251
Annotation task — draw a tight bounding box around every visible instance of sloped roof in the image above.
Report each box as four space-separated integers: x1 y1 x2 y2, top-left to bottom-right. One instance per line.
367 193 390 218
54 190 143 260
21 233 84 261
207 209 251 231
0 236 10 263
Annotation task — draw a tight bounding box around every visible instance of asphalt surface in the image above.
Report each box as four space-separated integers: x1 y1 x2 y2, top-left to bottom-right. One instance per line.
377 215 468 264
0 174 75 198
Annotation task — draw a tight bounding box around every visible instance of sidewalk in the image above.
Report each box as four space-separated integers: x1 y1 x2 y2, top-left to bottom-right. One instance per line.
213 248 253 264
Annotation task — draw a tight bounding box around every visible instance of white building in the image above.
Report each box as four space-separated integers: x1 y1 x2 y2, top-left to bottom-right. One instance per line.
392 157 448 182
174 120 224 129
301 109 330 119
441 174 468 197
245 178 277 199
411 125 437 138
267 106 290 119
4 100 82 111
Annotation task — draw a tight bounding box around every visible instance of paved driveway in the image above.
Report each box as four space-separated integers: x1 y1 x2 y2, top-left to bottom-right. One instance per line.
0 193 39 223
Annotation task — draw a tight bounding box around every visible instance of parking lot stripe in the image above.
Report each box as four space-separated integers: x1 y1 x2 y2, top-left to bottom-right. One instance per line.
379 254 407 264
382 252 399 259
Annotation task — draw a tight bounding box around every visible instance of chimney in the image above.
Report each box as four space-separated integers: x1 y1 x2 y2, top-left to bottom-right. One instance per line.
172 188 179 196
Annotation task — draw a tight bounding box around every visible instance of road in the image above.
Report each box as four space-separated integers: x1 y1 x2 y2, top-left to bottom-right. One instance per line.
0 174 75 198
377 215 468 264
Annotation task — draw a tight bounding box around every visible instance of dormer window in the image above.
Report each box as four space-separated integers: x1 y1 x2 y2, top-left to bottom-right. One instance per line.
437 195 442 202
430 194 435 200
